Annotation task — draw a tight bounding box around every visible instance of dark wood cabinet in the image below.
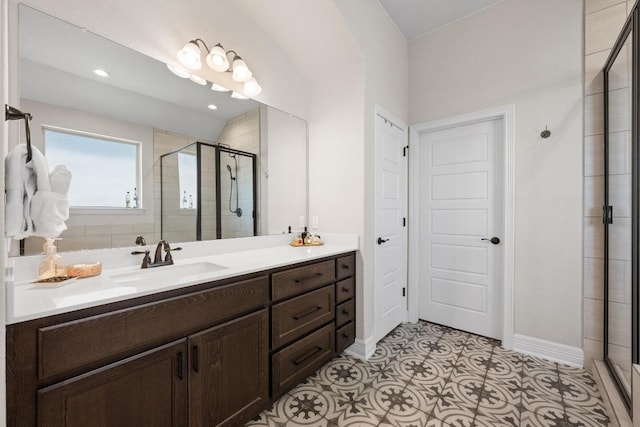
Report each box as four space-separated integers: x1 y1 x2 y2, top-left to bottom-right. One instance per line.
37 340 188 427
189 310 268 427
7 252 357 427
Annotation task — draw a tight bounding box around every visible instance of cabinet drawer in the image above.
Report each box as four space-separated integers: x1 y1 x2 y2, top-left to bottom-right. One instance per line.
272 260 335 301
336 277 354 304
272 323 335 398
336 322 355 355
336 254 355 280
272 285 335 349
336 300 355 328
38 276 268 382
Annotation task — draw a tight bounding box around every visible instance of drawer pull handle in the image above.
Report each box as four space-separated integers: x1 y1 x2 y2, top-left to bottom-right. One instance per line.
341 287 349 293
293 305 322 320
341 264 350 270
294 272 323 284
342 309 349 316
293 346 323 366
177 352 184 380
192 345 200 373
342 333 350 338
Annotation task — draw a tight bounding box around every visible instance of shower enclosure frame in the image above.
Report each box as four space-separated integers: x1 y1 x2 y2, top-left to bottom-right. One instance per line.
603 3 639 412
160 142 257 241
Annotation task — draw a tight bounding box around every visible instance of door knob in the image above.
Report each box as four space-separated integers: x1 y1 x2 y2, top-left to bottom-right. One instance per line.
377 237 389 245
481 237 500 245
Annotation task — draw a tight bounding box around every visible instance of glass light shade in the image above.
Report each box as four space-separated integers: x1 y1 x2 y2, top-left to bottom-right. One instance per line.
211 83 230 92
243 78 262 97
167 63 190 78
231 57 252 82
231 91 249 100
206 44 229 72
177 41 202 70
189 74 207 85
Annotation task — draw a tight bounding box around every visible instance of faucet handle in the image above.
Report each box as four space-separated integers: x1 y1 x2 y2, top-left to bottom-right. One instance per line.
135 235 146 246
131 250 151 268
164 247 182 263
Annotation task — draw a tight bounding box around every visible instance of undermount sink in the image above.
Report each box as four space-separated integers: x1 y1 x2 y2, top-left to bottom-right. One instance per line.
110 262 227 284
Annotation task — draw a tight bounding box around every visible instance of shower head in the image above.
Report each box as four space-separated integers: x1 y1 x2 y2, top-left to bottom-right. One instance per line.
226 164 236 180
226 164 231 173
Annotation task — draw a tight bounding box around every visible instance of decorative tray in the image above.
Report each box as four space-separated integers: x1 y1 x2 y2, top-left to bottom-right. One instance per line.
32 276 78 288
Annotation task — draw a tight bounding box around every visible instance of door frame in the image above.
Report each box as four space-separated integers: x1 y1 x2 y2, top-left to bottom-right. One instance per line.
408 105 516 349
374 104 409 341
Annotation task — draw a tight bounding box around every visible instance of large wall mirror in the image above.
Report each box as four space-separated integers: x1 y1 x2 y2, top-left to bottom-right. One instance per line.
11 5 308 255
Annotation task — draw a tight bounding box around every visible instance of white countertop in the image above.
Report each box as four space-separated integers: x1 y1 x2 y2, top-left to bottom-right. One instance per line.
6 234 359 324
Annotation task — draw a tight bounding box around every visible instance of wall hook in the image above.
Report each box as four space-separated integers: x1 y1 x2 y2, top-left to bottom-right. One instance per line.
540 126 551 139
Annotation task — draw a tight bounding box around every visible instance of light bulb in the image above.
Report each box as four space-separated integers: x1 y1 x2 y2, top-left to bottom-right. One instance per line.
231 91 249 100
206 44 229 72
243 78 262 97
231 57 252 82
211 83 230 92
167 63 190 78
177 41 202 70
189 74 207 85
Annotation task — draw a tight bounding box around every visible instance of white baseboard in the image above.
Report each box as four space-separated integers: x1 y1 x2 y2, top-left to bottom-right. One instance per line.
512 334 584 367
344 335 376 361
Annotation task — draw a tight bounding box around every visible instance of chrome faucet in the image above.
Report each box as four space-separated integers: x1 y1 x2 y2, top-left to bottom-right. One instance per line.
131 240 182 269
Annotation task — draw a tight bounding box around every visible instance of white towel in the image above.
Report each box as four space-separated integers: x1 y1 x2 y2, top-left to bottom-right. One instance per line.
5 144 71 239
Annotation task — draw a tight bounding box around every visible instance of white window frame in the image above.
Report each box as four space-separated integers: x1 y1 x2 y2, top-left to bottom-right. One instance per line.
42 124 144 214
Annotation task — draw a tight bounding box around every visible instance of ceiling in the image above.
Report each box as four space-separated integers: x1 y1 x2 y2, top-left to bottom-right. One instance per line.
378 0 504 41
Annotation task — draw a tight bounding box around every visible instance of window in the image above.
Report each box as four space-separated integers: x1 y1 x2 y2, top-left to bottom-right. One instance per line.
44 127 140 208
178 152 197 209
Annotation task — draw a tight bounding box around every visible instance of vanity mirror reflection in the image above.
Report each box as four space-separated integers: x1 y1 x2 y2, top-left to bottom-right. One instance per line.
11 5 308 256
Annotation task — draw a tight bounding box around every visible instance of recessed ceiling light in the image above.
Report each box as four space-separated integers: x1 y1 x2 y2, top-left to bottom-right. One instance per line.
167 63 190 78
207 104 218 110
189 74 207 85
93 69 110 77
231 91 249 100
211 83 230 92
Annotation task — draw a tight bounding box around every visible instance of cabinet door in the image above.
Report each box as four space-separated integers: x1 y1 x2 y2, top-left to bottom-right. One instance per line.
37 340 188 427
189 309 269 427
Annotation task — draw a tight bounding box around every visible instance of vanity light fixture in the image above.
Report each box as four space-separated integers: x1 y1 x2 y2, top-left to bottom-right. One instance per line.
177 40 204 70
93 69 110 77
243 77 262 97
189 74 207 85
211 83 230 92
167 63 191 79
231 91 249 100
174 38 261 96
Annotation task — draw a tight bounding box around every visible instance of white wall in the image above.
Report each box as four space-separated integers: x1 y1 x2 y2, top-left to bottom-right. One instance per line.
409 0 584 347
331 0 409 346
0 0 8 421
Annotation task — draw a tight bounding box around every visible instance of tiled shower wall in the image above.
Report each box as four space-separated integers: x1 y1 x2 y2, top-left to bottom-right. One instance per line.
583 0 634 370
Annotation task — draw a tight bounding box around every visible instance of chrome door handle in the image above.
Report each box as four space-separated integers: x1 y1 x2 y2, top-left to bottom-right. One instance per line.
481 237 500 245
377 237 389 245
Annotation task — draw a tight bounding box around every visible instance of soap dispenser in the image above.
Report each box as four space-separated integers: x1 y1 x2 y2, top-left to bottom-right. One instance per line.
39 238 64 279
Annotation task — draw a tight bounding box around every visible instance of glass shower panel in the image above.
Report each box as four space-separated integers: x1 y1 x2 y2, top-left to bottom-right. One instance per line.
606 29 633 396
219 149 255 239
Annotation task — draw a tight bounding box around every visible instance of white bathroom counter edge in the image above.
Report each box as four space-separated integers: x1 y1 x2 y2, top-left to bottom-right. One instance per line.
7 233 359 324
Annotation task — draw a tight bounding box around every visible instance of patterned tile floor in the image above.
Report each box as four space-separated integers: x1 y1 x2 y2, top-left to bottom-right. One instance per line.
246 321 610 427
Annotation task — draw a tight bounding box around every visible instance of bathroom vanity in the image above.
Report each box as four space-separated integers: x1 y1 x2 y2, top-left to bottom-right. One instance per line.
5 240 357 427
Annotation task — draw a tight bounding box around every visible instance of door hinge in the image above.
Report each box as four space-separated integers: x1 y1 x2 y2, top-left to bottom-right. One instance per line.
403 146 409 157
402 217 406 227
402 287 406 297
603 205 613 225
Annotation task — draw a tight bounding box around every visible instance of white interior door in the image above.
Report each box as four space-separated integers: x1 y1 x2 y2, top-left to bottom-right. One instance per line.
374 111 408 342
418 119 503 339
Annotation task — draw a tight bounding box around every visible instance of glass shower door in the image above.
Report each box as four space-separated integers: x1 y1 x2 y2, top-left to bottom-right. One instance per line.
604 21 634 408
